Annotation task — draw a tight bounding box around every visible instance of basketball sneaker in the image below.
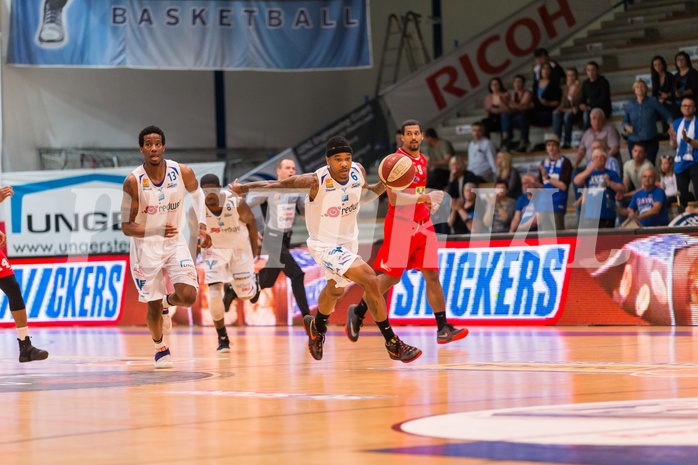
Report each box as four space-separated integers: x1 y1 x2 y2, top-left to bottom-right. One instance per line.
437 324 468 344
250 274 261 304
38 2 65 44
303 315 325 361
161 308 172 335
217 336 231 353
385 336 422 363
345 304 364 343
154 347 173 369
18 336 49 363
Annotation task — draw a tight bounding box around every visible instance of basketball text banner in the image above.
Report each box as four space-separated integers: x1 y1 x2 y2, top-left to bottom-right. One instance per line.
381 0 612 125
8 0 371 70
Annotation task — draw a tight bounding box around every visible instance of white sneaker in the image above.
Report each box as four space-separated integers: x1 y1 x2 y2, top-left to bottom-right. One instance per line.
162 309 172 335
154 347 173 369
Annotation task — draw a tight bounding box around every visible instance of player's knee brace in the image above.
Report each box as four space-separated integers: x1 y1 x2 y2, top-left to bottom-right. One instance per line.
208 283 225 321
232 272 257 300
0 275 26 311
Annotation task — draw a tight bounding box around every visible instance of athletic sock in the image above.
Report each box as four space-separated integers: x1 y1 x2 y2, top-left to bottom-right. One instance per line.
153 337 166 350
375 319 396 342
314 312 330 334
354 298 369 318
16 326 29 340
434 311 448 331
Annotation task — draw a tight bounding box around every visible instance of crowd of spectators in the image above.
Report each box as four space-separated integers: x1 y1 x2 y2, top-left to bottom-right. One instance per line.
418 48 698 235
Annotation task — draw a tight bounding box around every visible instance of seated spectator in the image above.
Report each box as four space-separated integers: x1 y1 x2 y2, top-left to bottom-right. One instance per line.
572 139 621 219
533 48 565 89
448 182 484 234
658 155 678 206
391 129 403 152
447 156 479 201
619 143 654 206
531 62 561 130
423 127 454 189
553 67 582 148
670 96 698 210
537 134 573 231
573 149 626 229
495 150 522 199
574 108 621 169
467 122 497 183
482 77 512 146
482 179 516 233
673 51 698 117
509 173 540 233
579 61 612 129
620 168 669 227
502 74 534 153
623 79 673 165
651 55 677 127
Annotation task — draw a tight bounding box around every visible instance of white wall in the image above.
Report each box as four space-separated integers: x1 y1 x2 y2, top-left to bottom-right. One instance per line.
0 0 529 172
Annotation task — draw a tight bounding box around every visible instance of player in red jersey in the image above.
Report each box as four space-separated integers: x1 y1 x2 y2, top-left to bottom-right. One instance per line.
345 119 468 344
0 186 49 363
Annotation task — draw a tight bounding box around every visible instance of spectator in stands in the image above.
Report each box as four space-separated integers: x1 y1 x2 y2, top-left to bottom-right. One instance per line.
482 77 511 147
538 134 573 231
392 129 403 152
619 143 654 206
482 179 516 233
448 182 483 235
670 97 698 210
495 150 522 199
651 55 677 127
591 139 621 176
553 67 582 149
502 74 534 153
622 79 673 165
620 168 669 227
533 48 565 89
509 173 540 233
467 122 497 183
578 61 612 130
658 155 678 206
447 156 478 201
423 127 454 189
674 51 698 116
574 108 621 169
573 149 625 229
531 62 561 131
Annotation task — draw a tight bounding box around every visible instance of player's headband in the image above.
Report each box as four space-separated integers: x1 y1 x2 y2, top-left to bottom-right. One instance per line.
326 146 353 157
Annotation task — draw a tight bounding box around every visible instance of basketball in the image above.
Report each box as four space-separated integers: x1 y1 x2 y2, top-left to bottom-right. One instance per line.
378 153 416 191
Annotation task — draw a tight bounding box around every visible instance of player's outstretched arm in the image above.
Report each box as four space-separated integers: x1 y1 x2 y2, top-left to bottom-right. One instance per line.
357 163 386 204
229 174 318 199
181 164 210 246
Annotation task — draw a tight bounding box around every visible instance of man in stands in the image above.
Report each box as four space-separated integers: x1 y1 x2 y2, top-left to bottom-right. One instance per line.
503 74 535 153
467 122 497 183
509 173 540 233
533 48 565 89
574 108 621 169
573 149 626 229
620 167 669 227
578 61 613 130
537 134 573 231
423 128 454 190
619 143 654 206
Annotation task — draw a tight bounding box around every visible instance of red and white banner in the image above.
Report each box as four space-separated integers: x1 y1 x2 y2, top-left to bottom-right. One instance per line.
381 0 613 126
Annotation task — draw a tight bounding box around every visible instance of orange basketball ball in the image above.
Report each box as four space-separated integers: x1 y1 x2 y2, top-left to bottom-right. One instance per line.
378 153 416 191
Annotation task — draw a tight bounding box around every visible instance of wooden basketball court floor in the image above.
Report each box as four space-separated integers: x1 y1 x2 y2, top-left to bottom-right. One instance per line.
2 325 698 465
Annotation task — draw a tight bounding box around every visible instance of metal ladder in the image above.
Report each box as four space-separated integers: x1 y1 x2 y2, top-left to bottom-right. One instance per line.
374 11 431 97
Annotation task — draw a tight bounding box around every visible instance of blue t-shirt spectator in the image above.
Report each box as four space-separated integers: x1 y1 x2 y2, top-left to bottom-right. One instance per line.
628 186 669 226
582 169 623 220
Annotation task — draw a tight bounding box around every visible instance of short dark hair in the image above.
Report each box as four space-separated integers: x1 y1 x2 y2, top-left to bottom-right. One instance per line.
495 178 509 190
514 74 526 84
200 173 221 187
138 125 165 147
633 142 646 151
325 136 352 158
586 61 599 70
534 48 549 58
401 119 422 133
424 128 438 138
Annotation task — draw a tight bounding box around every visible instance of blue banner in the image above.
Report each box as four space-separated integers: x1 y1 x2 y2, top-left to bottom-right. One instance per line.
8 0 371 70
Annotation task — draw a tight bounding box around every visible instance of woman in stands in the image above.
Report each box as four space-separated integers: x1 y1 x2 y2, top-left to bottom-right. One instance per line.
552 67 582 149
658 154 678 207
674 52 698 117
651 55 676 127
531 62 561 137
482 77 511 148
495 150 522 200
448 182 483 235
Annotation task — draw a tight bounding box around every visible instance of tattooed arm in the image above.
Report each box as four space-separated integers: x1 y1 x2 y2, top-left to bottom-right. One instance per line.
357 163 386 204
229 173 318 201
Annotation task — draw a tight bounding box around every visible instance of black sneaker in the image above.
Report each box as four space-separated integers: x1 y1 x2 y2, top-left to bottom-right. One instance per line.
223 283 236 312
303 315 325 361
345 304 364 342
250 274 261 304
437 324 469 344
217 336 231 353
18 336 49 363
385 336 422 363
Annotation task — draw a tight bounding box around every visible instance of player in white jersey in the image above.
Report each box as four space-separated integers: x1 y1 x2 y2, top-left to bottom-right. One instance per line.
197 174 259 353
121 125 210 369
230 136 422 363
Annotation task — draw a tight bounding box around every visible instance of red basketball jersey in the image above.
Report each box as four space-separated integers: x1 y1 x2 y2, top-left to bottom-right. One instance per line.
386 147 430 223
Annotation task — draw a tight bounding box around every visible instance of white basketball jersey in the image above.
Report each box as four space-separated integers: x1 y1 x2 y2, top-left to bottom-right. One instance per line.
205 194 250 249
305 163 363 249
131 160 187 245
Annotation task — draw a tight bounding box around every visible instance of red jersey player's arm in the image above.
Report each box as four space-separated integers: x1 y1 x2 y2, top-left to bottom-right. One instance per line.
357 163 386 204
387 188 433 209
